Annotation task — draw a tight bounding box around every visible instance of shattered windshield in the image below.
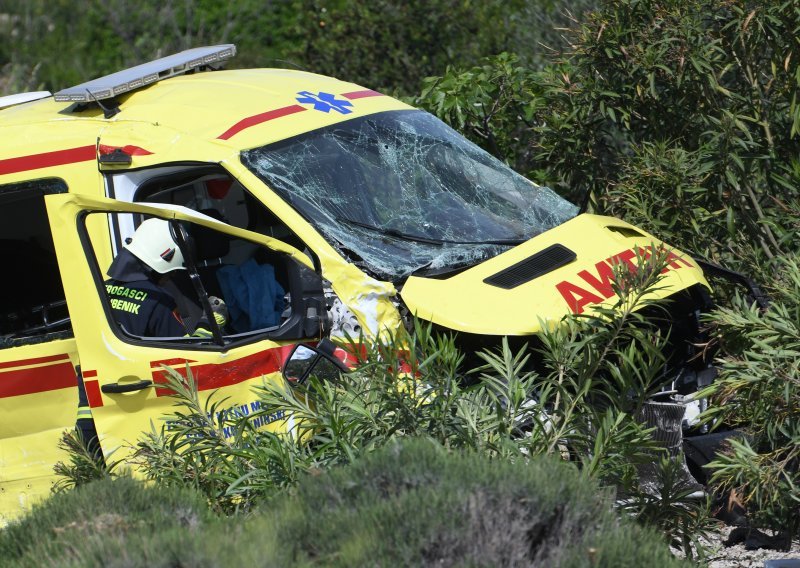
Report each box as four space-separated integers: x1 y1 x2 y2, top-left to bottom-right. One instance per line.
241 110 578 281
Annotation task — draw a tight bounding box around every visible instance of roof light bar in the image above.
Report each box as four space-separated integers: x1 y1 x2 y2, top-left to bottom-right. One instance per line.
54 44 236 103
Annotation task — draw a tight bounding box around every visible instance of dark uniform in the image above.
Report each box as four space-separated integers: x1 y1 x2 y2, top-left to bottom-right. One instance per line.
103 249 187 337
105 279 186 337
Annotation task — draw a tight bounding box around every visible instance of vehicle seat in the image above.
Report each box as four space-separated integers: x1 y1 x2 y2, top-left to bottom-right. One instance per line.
192 209 231 298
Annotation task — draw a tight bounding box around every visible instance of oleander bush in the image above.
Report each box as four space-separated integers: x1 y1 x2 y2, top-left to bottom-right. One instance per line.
699 258 800 540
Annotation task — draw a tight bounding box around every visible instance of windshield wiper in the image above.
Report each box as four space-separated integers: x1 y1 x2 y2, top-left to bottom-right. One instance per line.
337 217 526 246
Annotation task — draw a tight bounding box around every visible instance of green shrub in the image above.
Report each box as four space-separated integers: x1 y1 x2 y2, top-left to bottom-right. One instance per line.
4 442 686 567
52 429 118 492
135 295 663 507
0 476 224 568
1 0 596 97
251 439 688 567
699 257 800 539
132 365 304 514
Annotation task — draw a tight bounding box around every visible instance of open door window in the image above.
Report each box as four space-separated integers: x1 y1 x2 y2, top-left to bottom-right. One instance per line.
81 205 326 347
0 179 71 343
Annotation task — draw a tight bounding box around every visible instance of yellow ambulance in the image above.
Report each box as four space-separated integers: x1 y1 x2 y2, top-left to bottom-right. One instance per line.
0 45 724 522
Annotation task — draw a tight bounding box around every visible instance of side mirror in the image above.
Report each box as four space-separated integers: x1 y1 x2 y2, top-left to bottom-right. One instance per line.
283 339 349 385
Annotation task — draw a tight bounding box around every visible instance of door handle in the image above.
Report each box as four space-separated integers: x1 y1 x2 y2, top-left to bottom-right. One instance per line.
101 379 154 394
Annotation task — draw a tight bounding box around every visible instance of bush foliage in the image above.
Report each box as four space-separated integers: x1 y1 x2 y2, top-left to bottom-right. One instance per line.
254 440 687 567
0 476 219 568
699 258 800 538
0 442 687 568
0 0 592 96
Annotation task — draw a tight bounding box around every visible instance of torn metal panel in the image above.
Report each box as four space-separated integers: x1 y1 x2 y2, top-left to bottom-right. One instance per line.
324 262 403 341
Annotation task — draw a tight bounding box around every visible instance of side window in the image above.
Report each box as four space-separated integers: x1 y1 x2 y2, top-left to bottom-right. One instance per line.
107 166 306 252
0 179 71 346
82 211 324 347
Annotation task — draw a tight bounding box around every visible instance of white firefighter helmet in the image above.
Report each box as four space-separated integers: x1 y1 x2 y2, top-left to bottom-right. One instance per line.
125 218 185 274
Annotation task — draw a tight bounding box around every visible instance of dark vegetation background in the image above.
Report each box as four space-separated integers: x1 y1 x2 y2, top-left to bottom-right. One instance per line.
1 0 798 564
0 0 583 96
2 0 796 273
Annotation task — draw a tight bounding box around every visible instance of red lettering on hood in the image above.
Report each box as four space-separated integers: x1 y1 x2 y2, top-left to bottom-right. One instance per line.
577 260 616 298
555 281 604 314
556 246 693 313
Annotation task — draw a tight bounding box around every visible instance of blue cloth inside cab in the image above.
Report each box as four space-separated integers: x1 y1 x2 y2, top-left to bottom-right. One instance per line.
217 259 285 332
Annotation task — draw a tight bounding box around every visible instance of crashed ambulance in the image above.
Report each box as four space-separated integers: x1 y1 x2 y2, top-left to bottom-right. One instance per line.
0 45 725 522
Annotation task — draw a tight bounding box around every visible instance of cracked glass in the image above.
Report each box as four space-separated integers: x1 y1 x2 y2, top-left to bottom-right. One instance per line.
242 110 578 281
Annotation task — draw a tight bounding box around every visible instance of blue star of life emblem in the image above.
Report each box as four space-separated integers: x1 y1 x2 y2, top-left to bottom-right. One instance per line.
295 91 354 114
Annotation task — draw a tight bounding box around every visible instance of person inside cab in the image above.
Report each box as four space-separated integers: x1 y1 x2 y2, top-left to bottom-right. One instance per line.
104 218 225 338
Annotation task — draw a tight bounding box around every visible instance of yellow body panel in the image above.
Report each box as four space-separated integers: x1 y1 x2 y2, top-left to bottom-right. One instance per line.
401 215 710 335
0 339 78 525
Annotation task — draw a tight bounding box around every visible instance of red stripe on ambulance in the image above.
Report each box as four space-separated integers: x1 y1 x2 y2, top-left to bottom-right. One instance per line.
0 353 70 370
217 104 307 140
0 359 76 398
0 145 96 175
151 345 297 397
84 379 104 408
98 144 153 157
342 89 383 100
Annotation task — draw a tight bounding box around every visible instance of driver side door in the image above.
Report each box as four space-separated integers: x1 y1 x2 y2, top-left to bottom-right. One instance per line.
45 193 324 465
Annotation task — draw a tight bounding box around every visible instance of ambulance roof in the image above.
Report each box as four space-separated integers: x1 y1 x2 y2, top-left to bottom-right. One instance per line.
0 67 412 158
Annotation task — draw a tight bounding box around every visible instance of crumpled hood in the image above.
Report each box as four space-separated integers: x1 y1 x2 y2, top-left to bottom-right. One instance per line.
399 214 710 335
